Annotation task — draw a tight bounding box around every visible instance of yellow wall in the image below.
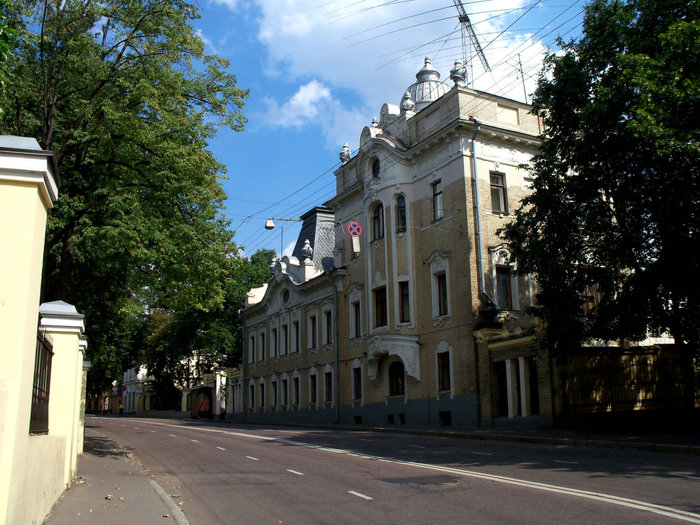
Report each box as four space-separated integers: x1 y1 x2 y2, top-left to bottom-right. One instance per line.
0 181 52 524
0 140 88 525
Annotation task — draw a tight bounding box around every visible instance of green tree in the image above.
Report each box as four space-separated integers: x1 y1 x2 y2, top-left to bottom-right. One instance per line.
501 0 700 354
139 249 275 408
0 0 248 393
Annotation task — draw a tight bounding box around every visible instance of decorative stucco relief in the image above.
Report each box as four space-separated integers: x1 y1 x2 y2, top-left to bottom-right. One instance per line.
365 335 420 382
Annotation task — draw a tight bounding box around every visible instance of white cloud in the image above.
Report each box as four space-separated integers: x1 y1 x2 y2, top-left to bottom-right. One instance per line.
195 28 217 54
262 80 332 128
220 0 571 147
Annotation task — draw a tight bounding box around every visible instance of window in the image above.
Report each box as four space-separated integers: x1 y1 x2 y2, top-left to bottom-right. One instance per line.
324 310 332 345
30 332 53 434
259 382 265 409
271 328 277 358
496 266 512 310
272 381 278 407
282 378 289 407
259 333 265 361
353 367 362 400
351 301 361 338
281 324 288 355
293 377 300 405
389 361 405 396
436 273 448 316
396 195 407 233
372 204 384 240
249 384 255 409
293 321 300 352
372 158 380 178
308 315 317 349
374 287 387 327
324 371 333 403
398 281 410 323
249 335 255 363
432 180 443 221
490 172 507 214
437 352 451 391
309 374 317 405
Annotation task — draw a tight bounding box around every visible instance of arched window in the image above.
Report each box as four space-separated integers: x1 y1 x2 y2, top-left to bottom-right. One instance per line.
372 158 380 178
372 203 384 240
388 361 405 396
395 195 407 233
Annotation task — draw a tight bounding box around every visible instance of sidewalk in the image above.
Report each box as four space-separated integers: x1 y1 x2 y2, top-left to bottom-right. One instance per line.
43 427 189 525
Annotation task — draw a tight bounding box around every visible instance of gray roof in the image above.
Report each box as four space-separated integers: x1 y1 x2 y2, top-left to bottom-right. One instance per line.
292 206 336 273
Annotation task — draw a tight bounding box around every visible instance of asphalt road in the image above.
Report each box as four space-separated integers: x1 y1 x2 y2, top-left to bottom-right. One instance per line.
89 417 700 525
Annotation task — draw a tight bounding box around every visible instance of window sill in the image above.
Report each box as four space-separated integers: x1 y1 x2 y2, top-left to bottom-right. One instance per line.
421 214 453 232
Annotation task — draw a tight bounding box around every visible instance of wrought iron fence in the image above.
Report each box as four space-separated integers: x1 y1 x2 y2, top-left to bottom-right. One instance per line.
29 331 53 434
559 355 692 415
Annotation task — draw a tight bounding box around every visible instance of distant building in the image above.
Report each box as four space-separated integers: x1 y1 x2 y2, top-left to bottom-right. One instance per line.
238 57 550 429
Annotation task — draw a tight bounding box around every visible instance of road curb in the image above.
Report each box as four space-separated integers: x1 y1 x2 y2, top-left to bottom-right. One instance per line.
148 479 190 525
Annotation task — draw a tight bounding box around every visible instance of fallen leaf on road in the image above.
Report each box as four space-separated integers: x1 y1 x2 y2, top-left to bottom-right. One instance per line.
162 514 169 518
105 495 112 500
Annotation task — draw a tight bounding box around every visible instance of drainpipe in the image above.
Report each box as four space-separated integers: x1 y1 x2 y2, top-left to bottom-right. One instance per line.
469 117 485 428
325 270 340 424
241 316 247 421
469 117 486 295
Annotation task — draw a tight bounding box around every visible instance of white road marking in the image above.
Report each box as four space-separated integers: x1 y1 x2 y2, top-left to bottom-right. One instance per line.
348 490 373 500
128 420 700 524
169 434 176 437
150 430 156 433
190 439 199 443
554 460 579 465
135 427 140 429
671 472 700 481
217 446 226 451
471 451 493 456
246 456 259 461
287 469 304 476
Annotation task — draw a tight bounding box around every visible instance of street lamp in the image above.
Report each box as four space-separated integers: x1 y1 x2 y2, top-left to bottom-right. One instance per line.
265 217 301 257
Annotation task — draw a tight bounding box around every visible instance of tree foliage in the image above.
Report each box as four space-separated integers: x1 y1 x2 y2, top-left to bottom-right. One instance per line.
501 0 700 354
0 0 248 393
139 249 275 408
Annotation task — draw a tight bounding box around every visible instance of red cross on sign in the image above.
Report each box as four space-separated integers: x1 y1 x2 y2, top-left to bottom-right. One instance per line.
347 222 362 237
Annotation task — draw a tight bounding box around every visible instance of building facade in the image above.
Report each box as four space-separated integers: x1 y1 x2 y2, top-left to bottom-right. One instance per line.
239 58 551 429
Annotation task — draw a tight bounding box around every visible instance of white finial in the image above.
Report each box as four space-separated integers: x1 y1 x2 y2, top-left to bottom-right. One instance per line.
339 142 351 164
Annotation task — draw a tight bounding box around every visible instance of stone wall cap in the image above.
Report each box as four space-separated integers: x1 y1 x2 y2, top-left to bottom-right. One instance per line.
39 299 84 319
0 135 43 150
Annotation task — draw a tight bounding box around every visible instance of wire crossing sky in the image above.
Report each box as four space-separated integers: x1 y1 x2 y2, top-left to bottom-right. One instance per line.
193 0 585 256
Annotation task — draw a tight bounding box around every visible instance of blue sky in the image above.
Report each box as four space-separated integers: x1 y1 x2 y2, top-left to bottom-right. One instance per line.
191 0 586 258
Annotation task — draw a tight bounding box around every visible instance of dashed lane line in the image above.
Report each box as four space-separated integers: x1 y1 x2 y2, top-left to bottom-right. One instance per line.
287 469 304 476
348 490 373 500
217 446 226 451
246 456 259 461
125 420 700 524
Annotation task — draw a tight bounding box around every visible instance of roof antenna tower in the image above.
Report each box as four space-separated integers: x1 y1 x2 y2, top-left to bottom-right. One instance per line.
452 0 490 87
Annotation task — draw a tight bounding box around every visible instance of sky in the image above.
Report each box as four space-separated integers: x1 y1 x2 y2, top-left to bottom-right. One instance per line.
191 0 586 258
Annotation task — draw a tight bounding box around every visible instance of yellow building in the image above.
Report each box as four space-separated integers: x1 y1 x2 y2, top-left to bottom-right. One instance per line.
0 136 88 524
239 58 551 429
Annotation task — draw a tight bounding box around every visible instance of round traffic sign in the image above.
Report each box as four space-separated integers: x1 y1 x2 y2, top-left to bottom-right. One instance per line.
347 221 362 237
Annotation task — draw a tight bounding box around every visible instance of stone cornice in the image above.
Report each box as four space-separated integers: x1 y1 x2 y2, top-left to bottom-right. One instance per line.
0 143 59 208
